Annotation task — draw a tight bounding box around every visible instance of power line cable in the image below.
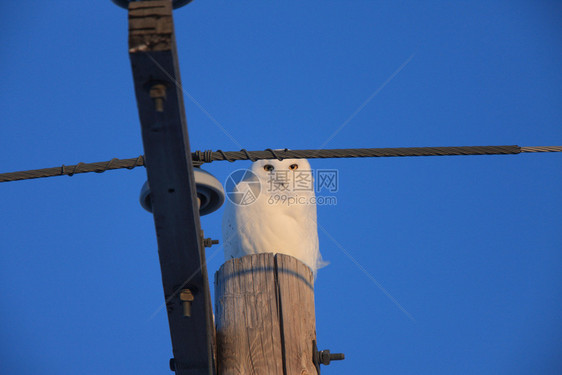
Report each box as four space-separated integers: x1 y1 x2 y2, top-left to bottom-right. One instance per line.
1 145 560 183
0 156 145 183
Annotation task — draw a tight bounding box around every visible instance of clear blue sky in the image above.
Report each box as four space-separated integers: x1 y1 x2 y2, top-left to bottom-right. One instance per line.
1 1 561 374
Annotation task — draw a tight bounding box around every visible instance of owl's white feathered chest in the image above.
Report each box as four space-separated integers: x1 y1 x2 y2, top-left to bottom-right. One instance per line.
222 188 320 273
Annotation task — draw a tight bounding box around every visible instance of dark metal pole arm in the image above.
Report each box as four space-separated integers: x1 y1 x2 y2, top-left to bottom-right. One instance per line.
128 1 215 374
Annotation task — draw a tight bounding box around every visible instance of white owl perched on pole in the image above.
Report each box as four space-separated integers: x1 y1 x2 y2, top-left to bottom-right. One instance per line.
222 158 325 275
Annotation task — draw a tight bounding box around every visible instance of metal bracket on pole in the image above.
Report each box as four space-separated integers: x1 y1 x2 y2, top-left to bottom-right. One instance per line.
312 340 345 374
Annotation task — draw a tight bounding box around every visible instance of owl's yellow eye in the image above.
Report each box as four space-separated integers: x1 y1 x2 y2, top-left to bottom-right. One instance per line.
263 164 274 172
289 164 298 170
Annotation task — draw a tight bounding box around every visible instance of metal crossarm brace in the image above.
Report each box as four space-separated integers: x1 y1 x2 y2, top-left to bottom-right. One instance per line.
128 2 215 374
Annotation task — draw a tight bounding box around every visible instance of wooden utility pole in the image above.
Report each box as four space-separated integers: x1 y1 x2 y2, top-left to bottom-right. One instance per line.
125 2 343 374
215 253 318 375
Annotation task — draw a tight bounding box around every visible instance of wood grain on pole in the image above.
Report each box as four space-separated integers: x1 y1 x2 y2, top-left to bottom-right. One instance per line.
215 253 318 375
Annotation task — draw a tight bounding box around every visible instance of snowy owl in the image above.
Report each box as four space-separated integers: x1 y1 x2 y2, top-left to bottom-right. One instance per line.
222 158 325 275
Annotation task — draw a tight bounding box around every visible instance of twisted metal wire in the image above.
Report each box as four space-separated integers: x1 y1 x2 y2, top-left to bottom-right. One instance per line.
0 156 146 183
195 145 522 163
1 145 560 183
520 146 562 153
